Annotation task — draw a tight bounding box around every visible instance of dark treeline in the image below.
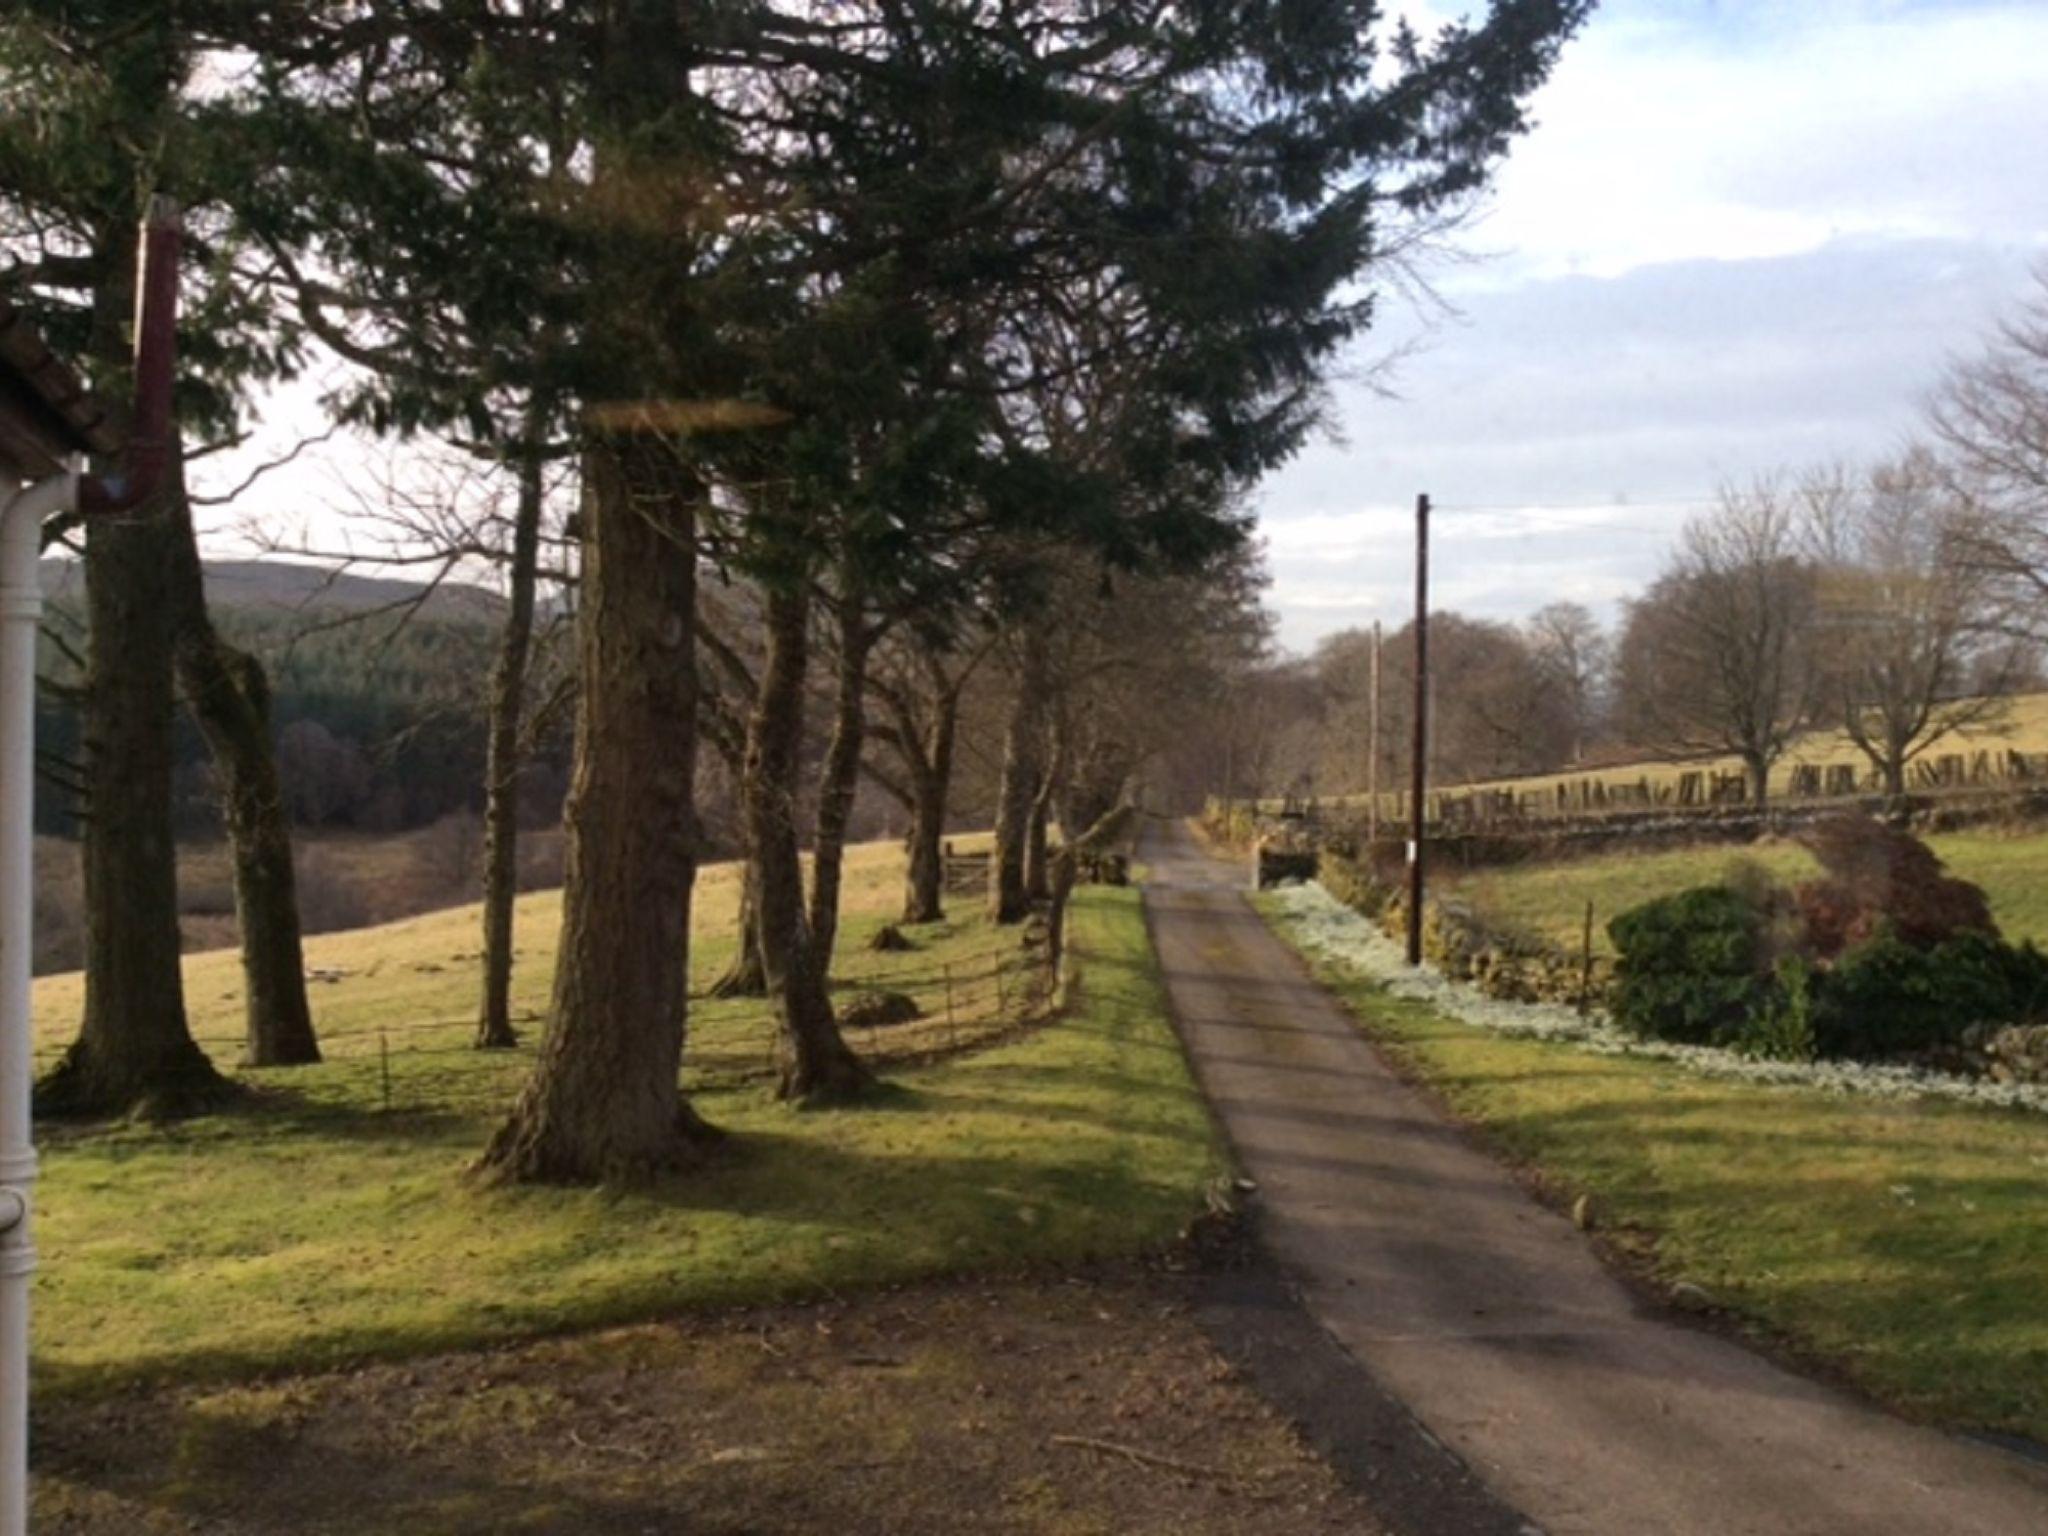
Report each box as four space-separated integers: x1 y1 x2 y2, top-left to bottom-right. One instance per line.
35 588 544 838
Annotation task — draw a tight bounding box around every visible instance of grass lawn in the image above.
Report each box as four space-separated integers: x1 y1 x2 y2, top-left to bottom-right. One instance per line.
1449 827 2048 956
1259 895 2048 1443
27 849 1223 1396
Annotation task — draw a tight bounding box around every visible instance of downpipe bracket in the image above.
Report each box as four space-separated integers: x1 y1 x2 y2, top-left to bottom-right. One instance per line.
0 1189 24 1243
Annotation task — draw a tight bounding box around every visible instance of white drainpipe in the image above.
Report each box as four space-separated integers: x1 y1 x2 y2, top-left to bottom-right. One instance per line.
0 469 77 1536
0 194 179 1536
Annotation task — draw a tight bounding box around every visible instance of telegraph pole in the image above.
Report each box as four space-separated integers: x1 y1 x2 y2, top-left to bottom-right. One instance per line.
1367 619 1381 842
1406 494 1430 967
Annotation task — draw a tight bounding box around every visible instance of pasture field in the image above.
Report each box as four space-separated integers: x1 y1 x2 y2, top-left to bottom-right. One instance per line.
26 847 1223 1395
1260 897 2048 1443
1447 828 2048 957
1299 690 2048 820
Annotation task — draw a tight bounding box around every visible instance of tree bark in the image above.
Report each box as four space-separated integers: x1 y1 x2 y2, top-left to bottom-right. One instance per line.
477 438 549 1049
989 643 1047 924
871 638 976 926
39 242 232 1119
1744 752 1772 810
697 639 768 998
480 437 717 1183
903 761 949 924
1024 781 1051 902
708 843 768 997
41 488 230 1117
744 584 868 1104
808 599 873 969
160 458 321 1069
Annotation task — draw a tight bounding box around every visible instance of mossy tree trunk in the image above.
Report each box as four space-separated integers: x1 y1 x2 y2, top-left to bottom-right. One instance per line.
480 438 717 1182
744 584 869 1104
162 458 320 1069
709 841 768 998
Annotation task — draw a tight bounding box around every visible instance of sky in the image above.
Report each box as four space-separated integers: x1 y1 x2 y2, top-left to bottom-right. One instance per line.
1254 0 2048 650
191 0 2048 655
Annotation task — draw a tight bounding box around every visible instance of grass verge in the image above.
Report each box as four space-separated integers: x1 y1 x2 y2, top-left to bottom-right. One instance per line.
1257 893 2048 1444
30 872 1222 1397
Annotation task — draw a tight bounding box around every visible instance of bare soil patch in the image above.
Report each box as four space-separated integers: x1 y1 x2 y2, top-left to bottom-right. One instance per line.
31 1271 1386 1535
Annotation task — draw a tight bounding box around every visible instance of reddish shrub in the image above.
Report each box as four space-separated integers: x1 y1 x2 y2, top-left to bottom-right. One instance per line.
1793 816 1995 960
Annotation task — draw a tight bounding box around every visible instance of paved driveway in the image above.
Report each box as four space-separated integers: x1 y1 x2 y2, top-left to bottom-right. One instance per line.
1142 820 2048 1536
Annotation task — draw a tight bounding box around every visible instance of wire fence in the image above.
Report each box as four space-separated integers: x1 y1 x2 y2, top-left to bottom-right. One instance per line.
28 920 1067 1104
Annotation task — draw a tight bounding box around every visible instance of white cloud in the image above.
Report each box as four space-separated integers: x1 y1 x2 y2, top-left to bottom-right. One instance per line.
1259 236 2041 651
1250 2 2048 652
1460 1 2048 284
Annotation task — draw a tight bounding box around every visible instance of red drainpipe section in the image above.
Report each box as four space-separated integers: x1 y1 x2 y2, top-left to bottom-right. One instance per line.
77 195 181 514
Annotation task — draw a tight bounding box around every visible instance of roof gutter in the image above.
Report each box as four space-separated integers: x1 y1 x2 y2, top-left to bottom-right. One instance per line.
0 196 180 1536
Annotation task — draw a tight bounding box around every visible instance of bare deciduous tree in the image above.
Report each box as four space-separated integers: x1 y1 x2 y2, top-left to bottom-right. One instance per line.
1524 601 1610 764
1800 454 2017 798
865 629 993 924
1617 483 1818 806
1930 271 2048 635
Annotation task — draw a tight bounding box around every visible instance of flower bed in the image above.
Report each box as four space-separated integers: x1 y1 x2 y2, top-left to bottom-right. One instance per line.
1266 880 2048 1117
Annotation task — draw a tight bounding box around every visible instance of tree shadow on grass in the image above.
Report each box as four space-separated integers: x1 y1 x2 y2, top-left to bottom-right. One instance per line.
34 1079 483 1155
33 1120 1210 1401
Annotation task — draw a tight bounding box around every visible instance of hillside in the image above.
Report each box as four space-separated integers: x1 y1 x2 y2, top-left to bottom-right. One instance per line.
31 556 545 841
37 554 506 624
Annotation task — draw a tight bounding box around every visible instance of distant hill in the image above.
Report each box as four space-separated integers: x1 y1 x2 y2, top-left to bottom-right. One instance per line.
31 555 542 842
37 556 505 624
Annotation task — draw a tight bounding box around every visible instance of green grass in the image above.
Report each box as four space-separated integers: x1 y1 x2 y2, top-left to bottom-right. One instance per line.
1260 895 2048 1442
1449 829 2048 957
28 857 1223 1397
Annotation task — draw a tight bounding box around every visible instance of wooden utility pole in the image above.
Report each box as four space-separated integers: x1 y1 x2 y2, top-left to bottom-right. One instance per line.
1406 494 1430 967
1367 619 1381 841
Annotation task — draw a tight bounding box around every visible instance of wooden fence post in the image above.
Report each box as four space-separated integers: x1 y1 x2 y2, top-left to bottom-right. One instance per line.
1578 899 1595 1018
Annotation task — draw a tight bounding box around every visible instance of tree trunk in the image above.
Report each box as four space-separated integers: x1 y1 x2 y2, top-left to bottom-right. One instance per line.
177 632 321 1069
159 459 320 1069
708 845 768 997
903 765 948 924
39 248 231 1119
1744 753 1771 810
477 439 549 1049
700 686 766 998
808 602 872 970
989 644 1047 924
40 482 229 1117
745 584 868 1104
480 438 716 1183
1024 776 1052 902
899 672 961 926
1882 756 1907 800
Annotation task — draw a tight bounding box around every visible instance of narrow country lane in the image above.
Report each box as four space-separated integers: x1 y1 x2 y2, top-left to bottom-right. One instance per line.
1141 819 2048 1536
